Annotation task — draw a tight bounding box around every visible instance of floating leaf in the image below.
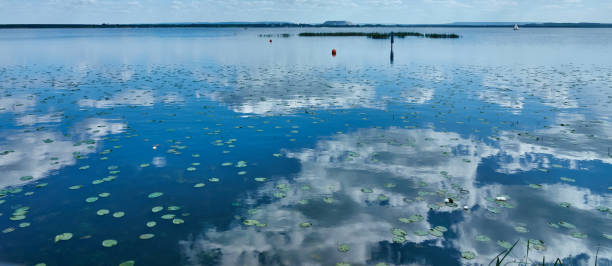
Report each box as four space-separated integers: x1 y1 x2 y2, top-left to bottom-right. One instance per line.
300 222 312 228
337 243 350 253
139 234 155 240
97 209 110 216
559 221 576 229
414 230 428 236
391 228 407 237
146 221 157 228
497 240 513 249
152 206 163 213
148 192 163 198
161 214 175 220
254 177 267 182
571 232 587 239
118 261 135 266
361 188 373 193
113 212 125 218
428 229 443 237
194 183 205 188
434 226 448 232
19 176 33 181
475 235 490 242
392 236 406 243
102 239 118 247
85 197 98 203
461 251 476 260
54 233 73 242
209 178 219 182
514 226 529 233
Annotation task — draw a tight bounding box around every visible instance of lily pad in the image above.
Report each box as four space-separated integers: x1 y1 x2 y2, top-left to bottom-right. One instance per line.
497 240 513 249
429 229 443 237
571 232 587 239
514 226 529 233
392 236 406 243
139 234 155 240
19 176 33 181
434 226 448 232
360 188 373 193
529 184 543 189
54 233 73 242
85 197 98 203
102 239 118 247
414 230 428 236
559 221 576 229
461 251 476 260
391 228 407 237
148 192 163 198
300 222 312 228
475 235 490 242
161 214 175 220
118 261 135 266
337 243 350 253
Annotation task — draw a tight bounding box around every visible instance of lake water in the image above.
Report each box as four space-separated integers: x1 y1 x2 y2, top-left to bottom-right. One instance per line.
0 27 611 266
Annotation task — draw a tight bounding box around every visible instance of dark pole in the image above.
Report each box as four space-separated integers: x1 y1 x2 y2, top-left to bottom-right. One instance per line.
390 32 394 64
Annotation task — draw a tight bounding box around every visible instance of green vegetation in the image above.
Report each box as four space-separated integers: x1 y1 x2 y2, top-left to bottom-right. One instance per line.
258 34 291 38
298 32 460 39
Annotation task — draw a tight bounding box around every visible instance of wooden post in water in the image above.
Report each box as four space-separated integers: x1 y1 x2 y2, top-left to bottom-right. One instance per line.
390 32 394 64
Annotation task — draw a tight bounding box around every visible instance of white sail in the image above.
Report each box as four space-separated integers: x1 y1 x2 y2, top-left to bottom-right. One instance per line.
514 24 519 30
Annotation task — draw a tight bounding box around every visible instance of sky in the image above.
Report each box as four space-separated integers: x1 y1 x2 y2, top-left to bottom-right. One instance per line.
0 0 611 24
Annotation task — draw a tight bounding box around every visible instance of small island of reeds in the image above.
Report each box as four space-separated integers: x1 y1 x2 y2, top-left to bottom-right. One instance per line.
298 32 460 39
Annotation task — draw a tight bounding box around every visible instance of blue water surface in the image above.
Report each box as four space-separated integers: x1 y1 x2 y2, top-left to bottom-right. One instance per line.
0 27 611 266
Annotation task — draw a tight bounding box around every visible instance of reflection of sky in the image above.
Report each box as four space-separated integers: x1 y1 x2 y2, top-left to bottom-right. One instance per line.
0 95 36 114
201 66 383 115
0 118 126 189
180 127 611 265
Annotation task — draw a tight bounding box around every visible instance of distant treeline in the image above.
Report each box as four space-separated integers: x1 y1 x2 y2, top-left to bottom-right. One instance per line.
1 22 612 29
298 32 460 39
258 33 291 38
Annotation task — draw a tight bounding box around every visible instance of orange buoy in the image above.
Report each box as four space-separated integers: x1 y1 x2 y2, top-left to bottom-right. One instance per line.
332 49 337 56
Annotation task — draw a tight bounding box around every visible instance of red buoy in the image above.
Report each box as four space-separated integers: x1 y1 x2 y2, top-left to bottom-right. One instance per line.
269 39 272 43
332 49 337 56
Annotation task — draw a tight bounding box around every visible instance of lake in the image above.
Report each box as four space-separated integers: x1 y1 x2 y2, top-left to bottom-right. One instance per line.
0 27 611 266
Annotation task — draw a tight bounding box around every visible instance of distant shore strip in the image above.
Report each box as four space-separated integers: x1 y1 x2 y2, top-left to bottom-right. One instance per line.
297 32 460 39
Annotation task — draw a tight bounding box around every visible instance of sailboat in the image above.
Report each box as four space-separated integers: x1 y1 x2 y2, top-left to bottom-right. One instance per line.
514 24 520 31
